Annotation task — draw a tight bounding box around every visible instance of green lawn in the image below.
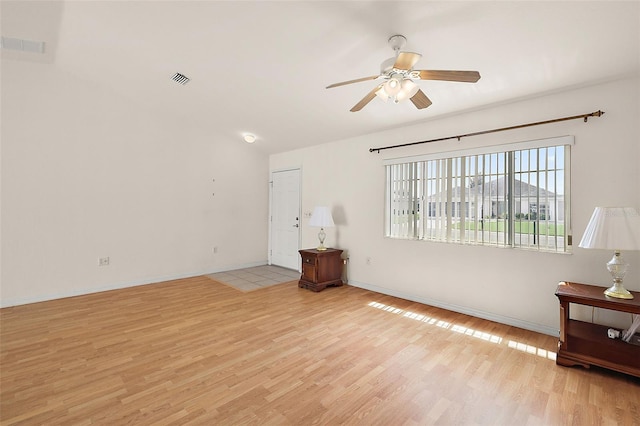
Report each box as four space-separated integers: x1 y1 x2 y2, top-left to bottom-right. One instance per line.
393 217 565 236
456 220 564 235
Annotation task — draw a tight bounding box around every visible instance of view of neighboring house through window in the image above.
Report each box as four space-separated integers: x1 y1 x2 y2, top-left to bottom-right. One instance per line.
384 136 572 253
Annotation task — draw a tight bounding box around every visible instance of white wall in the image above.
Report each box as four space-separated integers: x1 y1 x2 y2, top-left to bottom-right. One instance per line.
3 53 638 335
271 75 640 335
1 59 270 307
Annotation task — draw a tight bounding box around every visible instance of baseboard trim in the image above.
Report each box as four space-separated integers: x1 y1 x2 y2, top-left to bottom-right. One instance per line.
2 268 560 337
0 260 268 308
347 280 559 337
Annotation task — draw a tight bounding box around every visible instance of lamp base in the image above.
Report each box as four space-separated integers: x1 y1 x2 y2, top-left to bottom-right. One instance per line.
317 228 327 251
604 284 634 299
604 251 634 299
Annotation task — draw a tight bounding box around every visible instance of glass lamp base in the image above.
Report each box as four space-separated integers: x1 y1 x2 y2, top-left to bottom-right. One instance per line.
604 284 634 299
604 251 634 299
317 228 327 251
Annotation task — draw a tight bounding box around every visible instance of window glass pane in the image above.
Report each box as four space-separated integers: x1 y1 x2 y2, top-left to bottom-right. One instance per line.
385 142 570 253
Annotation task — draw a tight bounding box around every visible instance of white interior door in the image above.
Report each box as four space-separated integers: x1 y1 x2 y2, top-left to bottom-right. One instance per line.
270 169 301 270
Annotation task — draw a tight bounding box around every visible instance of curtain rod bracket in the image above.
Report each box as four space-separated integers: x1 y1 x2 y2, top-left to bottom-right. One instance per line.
369 110 605 153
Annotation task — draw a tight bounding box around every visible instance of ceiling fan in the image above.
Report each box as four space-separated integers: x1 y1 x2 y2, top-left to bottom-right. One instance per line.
326 35 481 112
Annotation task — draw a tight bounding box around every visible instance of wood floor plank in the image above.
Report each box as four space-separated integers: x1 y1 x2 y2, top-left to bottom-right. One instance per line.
2 276 640 425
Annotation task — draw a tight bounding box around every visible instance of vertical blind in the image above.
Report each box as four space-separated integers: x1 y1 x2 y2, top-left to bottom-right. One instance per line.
384 137 572 253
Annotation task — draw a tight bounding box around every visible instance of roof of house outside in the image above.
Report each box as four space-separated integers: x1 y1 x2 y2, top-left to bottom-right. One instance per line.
428 177 557 200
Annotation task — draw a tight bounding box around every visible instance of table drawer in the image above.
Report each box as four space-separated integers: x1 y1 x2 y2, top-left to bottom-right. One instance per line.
301 255 317 266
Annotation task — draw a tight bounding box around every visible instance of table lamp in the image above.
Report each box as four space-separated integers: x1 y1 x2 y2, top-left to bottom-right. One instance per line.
578 207 640 299
309 206 334 251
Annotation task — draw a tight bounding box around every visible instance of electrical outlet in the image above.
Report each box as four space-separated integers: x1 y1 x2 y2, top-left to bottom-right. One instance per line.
213 246 218 254
99 257 110 266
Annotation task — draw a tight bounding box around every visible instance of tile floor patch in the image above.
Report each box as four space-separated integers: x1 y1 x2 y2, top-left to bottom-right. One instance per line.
206 265 299 292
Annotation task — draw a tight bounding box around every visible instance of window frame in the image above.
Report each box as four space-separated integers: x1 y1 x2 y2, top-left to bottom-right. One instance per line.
383 136 573 253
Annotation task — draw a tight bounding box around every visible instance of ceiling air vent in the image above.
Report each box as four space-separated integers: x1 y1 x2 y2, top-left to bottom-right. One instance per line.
171 72 190 85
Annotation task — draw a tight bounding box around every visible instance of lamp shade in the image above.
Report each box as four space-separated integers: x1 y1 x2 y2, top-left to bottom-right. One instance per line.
309 206 334 228
384 76 402 96
578 207 640 250
395 78 419 102
375 85 389 101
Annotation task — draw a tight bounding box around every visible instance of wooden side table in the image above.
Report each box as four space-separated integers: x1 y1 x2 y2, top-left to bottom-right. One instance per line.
298 248 343 292
555 281 640 377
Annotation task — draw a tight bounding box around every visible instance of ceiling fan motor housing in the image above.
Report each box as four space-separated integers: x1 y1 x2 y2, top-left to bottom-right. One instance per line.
381 35 408 73
380 57 396 74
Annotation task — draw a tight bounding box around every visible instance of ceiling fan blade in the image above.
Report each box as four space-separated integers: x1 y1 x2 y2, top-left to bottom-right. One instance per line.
326 75 379 89
350 85 382 112
393 52 422 70
410 89 432 109
416 70 481 83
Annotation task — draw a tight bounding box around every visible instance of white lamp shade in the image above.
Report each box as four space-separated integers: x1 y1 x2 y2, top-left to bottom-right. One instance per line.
384 76 402 96
578 207 640 250
309 206 334 228
395 79 419 102
375 86 389 101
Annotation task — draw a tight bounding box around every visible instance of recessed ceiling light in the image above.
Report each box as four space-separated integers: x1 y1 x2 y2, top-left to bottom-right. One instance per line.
243 134 256 143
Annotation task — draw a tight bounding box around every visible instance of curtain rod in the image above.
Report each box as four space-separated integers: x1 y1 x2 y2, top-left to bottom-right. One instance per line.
369 110 605 153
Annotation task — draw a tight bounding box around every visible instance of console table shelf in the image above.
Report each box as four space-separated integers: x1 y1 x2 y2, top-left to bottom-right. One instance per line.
555 281 640 378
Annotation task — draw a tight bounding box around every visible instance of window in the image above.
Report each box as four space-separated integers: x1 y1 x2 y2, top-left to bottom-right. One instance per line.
384 136 572 253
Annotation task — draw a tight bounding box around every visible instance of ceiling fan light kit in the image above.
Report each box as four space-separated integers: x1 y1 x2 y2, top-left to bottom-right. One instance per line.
326 34 481 112
376 76 420 104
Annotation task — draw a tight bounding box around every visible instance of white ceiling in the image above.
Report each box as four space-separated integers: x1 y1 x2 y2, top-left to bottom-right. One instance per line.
2 1 639 154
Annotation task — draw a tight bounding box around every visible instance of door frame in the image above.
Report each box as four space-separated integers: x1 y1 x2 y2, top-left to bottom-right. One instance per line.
268 167 302 271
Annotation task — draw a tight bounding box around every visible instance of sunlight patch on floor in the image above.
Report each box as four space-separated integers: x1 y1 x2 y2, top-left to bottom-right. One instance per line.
507 340 556 360
368 301 556 360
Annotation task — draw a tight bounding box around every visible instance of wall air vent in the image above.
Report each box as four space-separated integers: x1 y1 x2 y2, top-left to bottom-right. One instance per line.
1 36 45 54
171 72 190 85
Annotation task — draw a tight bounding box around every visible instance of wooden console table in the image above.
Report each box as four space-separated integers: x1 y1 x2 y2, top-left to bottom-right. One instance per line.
298 248 343 292
555 281 640 377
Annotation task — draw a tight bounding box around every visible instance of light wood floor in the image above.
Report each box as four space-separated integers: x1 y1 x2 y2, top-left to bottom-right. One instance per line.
1 277 639 425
